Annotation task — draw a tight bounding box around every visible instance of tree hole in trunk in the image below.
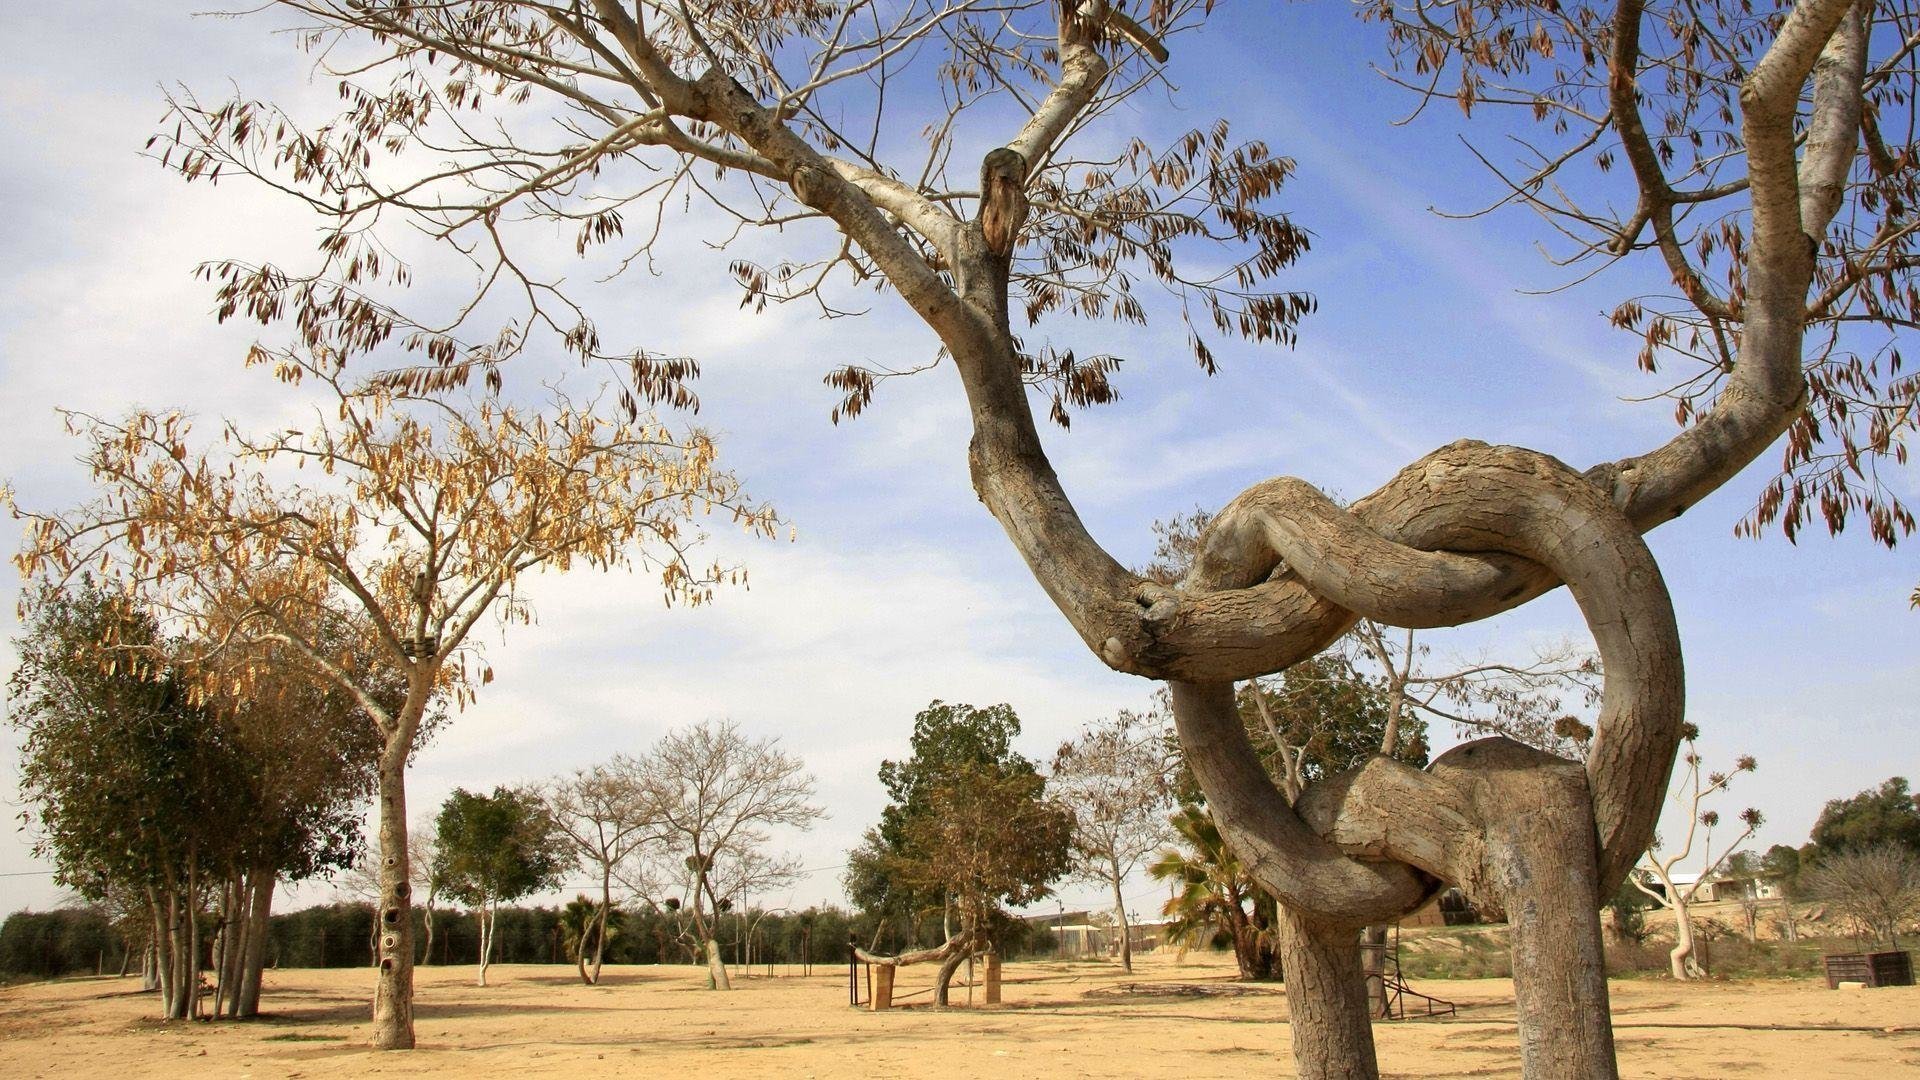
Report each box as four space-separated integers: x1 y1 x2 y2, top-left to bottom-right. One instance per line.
381 958 394 972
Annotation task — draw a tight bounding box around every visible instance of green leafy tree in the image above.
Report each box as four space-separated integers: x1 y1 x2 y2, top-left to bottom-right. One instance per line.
10 583 245 1019
855 701 1071 1004
1811 778 1920 857
432 786 569 987
870 701 1037 929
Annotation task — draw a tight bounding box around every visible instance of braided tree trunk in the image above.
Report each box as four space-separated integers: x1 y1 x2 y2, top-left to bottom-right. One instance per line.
609 0 1865 1072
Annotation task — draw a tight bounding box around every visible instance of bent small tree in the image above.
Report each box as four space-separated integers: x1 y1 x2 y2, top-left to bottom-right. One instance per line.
154 1 1915 1073
1630 733 1762 979
11 358 772 1048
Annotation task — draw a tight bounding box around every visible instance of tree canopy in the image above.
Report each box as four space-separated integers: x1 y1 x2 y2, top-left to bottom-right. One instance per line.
1810 777 1920 856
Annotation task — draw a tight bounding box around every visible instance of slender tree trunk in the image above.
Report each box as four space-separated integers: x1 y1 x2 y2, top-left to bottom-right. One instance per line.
477 900 494 987
589 867 611 985
1110 874 1133 974
238 868 273 1018
147 890 172 1013
1361 925 1389 1018
211 879 231 1019
117 938 134 979
370 729 417 1050
186 851 203 1021
420 888 435 966
1669 895 1702 979
934 914 976 1007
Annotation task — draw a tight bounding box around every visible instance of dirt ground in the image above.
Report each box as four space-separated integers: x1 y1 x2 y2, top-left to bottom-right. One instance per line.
1 952 1915 1079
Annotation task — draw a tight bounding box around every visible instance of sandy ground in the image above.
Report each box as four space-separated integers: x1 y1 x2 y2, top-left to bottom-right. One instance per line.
1 953 1916 1079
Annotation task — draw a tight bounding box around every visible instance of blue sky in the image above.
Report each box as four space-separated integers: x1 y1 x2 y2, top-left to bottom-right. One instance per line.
1 3 1914 920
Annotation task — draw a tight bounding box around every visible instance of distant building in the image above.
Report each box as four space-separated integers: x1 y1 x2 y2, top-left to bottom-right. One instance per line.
1647 871 1783 903
1022 910 1172 957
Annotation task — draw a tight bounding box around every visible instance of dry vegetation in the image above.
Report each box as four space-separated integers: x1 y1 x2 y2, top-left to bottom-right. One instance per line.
1 950 1914 1079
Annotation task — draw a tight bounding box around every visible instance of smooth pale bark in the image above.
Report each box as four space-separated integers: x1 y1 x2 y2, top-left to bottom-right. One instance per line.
186 853 203 1020
1668 900 1704 979
704 937 731 990
1110 877 1133 974
476 903 490 986
420 892 435 967
370 730 416 1048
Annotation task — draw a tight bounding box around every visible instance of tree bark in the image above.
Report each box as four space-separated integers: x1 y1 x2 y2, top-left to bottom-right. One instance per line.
1277 907 1376 1080
212 877 233 1019
420 889 435 967
477 900 495 987
1360 925 1389 1018
1449 744 1618 1079
704 937 731 990
1110 876 1133 974
1669 895 1703 979
370 731 416 1049
186 851 203 1021
933 946 969 1006
238 868 273 1018
589 868 612 985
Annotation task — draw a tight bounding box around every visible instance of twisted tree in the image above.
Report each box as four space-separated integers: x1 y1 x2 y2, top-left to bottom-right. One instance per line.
149 0 1913 1074
1630 733 1762 979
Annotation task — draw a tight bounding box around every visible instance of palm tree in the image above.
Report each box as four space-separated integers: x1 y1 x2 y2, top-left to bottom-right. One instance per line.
1147 805 1279 980
557 895 617 982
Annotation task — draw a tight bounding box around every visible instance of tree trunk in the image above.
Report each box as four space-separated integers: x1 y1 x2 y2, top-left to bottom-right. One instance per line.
147 890 172 1013
1473 757 1618 1079
477 900 494 987
1361 925 1389 1018
933 945 968 1006
370 733 416 1050
420 890 435 966
186 852 203 1021
211 878 232 1019
704 936 731 990
1110 876 1133 974
238 868 273 1018
1277 907 1377 1080
1669 896 1703 979
588 870 611 986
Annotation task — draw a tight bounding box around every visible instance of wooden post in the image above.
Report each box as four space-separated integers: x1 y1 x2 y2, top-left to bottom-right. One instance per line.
983 952 1002 1005
870 963 895 1011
